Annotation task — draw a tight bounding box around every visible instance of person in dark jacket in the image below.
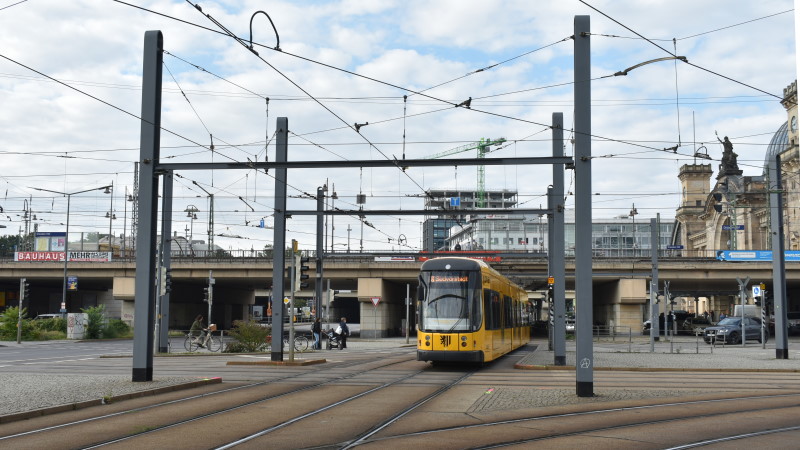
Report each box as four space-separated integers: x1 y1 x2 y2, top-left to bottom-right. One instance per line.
337 317 349 349
311 318 322 350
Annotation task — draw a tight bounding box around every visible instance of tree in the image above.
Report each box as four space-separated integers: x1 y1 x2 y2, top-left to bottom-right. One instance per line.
0 235 22 257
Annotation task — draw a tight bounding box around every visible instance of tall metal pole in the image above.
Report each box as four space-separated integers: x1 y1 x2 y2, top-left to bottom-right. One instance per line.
17 278 24 344
108 181 113 254
208 270 214 327
289 241 296 362
768 154 788 359
158 172 173 353
573 15 594 397
62 194 71 316
650 217 660 351
736 277 750 348
316 186 324 321
270 117 289 361
405 283 410 344
123 186 128 257
132 30 163 382
551 112 566 366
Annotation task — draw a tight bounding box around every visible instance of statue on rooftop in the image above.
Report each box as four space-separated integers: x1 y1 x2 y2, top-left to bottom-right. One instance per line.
716 134 740 174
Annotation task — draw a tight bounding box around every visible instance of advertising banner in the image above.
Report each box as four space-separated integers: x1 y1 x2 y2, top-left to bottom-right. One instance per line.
15 251 112 262
715 250 800 262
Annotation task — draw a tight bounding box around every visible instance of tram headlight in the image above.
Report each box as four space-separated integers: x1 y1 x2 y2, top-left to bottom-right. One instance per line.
460 336 467 347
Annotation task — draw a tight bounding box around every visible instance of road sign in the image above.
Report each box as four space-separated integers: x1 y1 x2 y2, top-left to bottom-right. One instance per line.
666 245 683 250
371 297 381 307
721 225 745 230
752 285 761 297
67 276 78 291
449 197 460 207
547 276 554 285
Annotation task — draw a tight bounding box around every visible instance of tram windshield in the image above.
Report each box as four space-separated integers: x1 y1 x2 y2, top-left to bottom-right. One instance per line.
418 270 482 332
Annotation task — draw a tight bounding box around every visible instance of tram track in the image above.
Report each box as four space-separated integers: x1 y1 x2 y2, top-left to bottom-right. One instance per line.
347 391 800 449
0 352 418 448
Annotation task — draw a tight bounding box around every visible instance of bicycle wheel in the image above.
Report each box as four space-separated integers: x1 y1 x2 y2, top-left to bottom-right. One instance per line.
294 335 309 352
184 336 200 352
207 335 222 352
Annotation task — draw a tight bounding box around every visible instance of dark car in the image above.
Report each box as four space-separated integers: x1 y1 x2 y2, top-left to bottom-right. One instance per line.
642 310 694 335
788 312 800 336
678 316 711 335
703 317 768 344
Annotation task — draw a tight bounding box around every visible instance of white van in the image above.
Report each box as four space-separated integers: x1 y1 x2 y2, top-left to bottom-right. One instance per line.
733 304 760 318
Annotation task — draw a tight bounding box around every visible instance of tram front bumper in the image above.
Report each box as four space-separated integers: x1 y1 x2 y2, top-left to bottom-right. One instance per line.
417 350 484 363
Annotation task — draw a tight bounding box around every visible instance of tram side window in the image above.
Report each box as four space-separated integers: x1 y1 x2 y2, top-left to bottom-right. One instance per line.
503 295 513 328
484 289 501 330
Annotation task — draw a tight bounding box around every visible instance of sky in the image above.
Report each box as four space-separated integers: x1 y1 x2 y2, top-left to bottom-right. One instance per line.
0 0 796 252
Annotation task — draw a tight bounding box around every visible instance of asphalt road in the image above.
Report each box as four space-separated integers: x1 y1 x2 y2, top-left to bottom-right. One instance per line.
3 339 800 449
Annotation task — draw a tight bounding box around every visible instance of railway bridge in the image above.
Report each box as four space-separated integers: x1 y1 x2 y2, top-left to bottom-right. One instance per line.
0 254 797 337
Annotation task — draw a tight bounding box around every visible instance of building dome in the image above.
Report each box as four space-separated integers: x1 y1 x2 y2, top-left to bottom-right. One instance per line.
763 121 788 174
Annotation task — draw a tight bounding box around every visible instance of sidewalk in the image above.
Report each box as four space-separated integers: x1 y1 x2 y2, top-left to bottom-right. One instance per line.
517 337 800 371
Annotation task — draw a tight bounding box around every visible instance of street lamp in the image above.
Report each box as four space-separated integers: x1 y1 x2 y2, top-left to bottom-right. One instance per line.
629 203 638 256
104 182 114 255
330 187 338 253
31 185 112 315
184 205 199 254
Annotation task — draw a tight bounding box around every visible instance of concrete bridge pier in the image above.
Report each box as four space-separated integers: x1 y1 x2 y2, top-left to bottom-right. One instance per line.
593 278 648 335
357 278 415 338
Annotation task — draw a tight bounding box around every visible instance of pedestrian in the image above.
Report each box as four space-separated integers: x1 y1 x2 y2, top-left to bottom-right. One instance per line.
190 314 207 348
312 317 322 350
337 317 349 349
720 312 727 320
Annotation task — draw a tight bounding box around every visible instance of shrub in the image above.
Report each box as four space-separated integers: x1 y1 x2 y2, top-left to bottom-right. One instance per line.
0 307 35 340
102 319 131 339
37 330 66 340
224 319 270 353
34 317 67 333
81 305 106 339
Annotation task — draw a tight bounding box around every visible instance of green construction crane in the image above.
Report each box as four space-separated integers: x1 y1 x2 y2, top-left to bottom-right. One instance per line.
426 137 506 207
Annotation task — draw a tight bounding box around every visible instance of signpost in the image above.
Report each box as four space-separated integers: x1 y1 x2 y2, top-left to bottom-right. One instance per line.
371 297 380 339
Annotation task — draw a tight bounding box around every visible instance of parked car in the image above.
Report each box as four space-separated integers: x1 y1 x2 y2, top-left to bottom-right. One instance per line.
642 310 695 335
678 316 711 335
34 314 63 320
787 312 800 336
703 317 768 344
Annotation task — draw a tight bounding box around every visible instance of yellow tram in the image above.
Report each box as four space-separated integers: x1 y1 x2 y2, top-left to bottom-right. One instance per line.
416 257 531 363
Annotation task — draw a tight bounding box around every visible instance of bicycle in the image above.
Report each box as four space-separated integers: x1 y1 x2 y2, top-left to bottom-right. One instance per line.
184 330 222 352
282 333 310 352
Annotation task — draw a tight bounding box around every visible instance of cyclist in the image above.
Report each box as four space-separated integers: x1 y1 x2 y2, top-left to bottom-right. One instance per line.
190 314 208 348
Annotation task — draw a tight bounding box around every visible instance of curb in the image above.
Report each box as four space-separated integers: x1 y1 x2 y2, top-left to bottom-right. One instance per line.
513 363 800 373
227 359 326 366
0 377 222 424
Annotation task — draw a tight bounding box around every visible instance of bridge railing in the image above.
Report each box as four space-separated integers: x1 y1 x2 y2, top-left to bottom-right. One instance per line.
0 248 752 263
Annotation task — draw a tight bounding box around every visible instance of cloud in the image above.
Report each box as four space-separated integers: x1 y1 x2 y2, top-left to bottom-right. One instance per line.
0 0 794 250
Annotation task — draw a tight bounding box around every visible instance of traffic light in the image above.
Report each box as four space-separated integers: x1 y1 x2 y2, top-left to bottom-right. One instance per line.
712 193 723 212
21 278 30 300
293 254 310 292
203 287 210 303
164 270 172 294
